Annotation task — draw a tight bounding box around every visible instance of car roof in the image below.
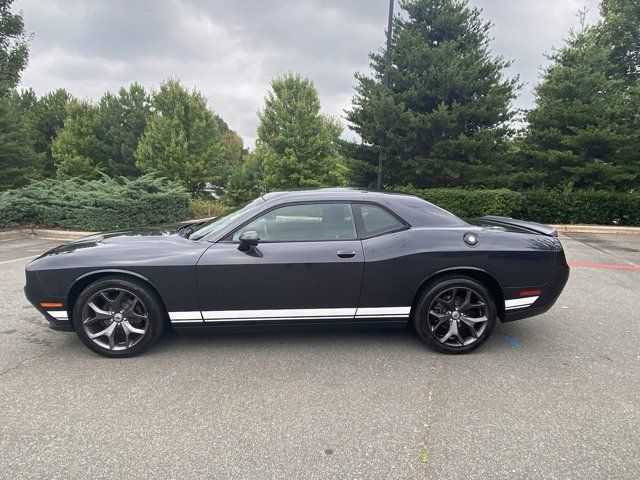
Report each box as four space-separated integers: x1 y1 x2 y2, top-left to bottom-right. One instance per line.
263 187 408 202
260 188 467 228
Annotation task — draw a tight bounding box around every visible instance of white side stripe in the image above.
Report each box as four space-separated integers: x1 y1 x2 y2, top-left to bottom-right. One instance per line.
355 307 411 317
47 310 68 320
202 308 357 321
169 307 412 324
169 311 203 321
504 296 539 310
204 316 356 323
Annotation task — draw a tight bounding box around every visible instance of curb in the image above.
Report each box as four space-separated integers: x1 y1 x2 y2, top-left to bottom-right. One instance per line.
0 229 33 240
552 224 640 235
0 227 94 242
34 229 96 241
0 218 215 242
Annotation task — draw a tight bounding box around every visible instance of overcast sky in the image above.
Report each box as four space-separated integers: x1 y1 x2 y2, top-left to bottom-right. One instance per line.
15 0 600 146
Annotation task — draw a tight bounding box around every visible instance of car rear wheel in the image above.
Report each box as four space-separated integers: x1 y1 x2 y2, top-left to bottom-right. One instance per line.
413 276 497 354
72 277 165 358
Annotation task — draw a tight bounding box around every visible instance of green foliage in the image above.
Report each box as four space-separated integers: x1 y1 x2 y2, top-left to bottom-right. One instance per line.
598 0 640 84
398 186 523 217
339 140 379 188
223 151 264 205
519 189 640 226
0 175 189 230
188 195 234 220
100 84 151 177
53 84 151 179
522 20 640 191
0 92 42 189
347 0 518 188
135 79 223 191
217 129 246 188
400 187 640 225
0 0 29 97
255 72 347 190
26 88 71 176
0 0 42 190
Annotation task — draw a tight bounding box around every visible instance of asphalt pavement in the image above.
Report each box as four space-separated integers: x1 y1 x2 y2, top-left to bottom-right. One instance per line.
0 233 638 479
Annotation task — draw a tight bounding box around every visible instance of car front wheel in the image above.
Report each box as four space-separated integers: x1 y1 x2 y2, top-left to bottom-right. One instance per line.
72 276 165 357
413 276 497 354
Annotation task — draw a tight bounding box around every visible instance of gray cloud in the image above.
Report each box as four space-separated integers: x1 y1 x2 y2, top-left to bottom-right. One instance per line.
16 0 600 146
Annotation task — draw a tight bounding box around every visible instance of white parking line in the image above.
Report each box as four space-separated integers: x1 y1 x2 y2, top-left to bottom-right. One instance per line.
0 255 39 265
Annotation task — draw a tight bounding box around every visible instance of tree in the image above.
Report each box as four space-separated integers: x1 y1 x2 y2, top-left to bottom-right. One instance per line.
53 84 151 179
53 99 106 179
0 0 29 97
598 0 640 84
523 12 639 190
99 84 151 177
339 140 379 188
346 0 518 188
223 151 264 205
255 72 347 190
0 0 38 190
28 88 71 176
135 79 223 190
211 115 246 187
0 93 41 189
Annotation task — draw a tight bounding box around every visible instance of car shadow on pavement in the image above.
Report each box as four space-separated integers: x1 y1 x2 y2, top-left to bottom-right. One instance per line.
157 326 426 352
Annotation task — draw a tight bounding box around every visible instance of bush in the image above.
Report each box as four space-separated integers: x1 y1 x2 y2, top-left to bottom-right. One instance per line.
0 175 190 231
188 196 234 220
519 189 640 226
397 187 524 218
398 187 640 226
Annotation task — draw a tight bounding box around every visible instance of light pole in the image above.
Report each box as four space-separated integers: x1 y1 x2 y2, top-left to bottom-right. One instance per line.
377 0 394 190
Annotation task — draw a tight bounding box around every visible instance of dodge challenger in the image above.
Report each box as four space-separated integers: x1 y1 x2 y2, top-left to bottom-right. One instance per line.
24 189 569 357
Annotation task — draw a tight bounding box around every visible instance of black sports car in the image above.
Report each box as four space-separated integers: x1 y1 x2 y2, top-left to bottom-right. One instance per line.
24 189 569 357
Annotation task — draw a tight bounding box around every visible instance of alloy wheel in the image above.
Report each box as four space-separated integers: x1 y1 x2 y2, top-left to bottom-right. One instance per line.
81 288 148 351
427 287 488 347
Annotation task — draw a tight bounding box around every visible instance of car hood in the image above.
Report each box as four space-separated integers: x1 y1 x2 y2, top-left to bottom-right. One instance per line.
72 223 185 243
42 223 189 256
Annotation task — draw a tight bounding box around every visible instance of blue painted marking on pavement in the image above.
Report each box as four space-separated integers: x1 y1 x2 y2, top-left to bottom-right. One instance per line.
502 334 520 346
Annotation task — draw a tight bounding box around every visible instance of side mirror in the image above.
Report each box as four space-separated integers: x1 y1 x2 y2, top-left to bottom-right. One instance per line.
238 230 259 251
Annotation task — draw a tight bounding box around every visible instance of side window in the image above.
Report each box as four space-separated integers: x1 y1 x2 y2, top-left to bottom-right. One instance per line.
356 204 405 237
230 203 357 242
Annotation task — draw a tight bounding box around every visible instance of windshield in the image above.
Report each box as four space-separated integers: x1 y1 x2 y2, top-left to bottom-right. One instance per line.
190 197 264 240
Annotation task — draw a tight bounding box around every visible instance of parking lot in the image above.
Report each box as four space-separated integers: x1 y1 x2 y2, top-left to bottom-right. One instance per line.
0 233 638 479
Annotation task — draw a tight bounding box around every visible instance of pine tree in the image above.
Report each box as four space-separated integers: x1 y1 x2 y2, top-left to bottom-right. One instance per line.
256 72 347 190
598 0 640 84
346 0 517 188
523 11 639 190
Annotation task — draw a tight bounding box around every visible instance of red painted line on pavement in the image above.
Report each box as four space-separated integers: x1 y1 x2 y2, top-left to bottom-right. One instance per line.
568 261 640 270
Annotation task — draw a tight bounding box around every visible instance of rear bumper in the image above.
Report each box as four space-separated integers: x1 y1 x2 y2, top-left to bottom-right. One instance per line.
502 260 570 323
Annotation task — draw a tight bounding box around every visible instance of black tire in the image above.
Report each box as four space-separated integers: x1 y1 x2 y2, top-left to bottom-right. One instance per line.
413 276 497 354
72 276 165 358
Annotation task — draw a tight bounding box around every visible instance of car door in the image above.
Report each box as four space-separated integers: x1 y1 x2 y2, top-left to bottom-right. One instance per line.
196 202 364 323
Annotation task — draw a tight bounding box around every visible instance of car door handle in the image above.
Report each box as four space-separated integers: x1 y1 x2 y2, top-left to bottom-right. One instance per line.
336 250 356 259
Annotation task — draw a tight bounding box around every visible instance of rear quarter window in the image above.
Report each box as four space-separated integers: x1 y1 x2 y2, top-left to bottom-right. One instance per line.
355 204 405 237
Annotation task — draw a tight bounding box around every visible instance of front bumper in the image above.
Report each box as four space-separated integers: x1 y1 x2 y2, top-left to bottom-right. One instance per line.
23 276 74 332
